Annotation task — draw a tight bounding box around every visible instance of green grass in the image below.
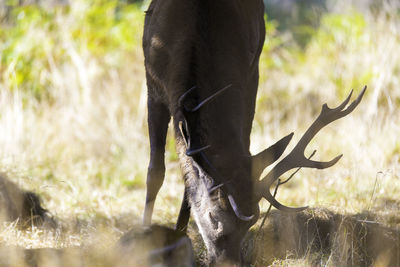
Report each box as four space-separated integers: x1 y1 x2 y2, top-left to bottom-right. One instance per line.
0 0 400 266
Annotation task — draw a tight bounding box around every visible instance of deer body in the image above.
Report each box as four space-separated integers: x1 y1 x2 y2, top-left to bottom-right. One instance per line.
142 0 366 264
143 0 265 263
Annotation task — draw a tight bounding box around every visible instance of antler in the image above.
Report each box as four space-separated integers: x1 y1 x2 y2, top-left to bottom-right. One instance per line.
256 86 367 212
251 132 294 180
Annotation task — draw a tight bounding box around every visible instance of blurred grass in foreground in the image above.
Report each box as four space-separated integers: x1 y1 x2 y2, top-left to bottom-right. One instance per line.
0 0 399 266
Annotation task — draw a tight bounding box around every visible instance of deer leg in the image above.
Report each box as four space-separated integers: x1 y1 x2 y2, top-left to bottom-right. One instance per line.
143 98 170 226
176 187 190 232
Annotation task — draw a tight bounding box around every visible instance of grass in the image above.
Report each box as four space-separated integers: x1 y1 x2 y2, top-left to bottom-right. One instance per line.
0 0 400 266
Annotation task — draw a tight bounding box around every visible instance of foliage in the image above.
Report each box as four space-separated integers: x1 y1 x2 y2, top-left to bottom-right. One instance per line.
264 0 327 47
259 8 400 108
0 1 144 101
0 5 57 100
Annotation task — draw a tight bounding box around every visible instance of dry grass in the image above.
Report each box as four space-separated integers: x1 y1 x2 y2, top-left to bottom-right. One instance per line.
0 0 399 266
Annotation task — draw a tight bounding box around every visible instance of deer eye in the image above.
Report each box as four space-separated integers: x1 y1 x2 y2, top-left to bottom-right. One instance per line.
217 190 229 210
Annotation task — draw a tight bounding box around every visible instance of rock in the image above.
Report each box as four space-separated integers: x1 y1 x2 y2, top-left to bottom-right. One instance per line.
117 225 195 267
0 174 56 228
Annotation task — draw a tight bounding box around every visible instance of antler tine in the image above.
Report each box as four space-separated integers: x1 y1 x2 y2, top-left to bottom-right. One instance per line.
228 195 254 221
208 183 224 194
302 154 343 169
338 85 367 116
330 89 353 112
186 145 211 156
178 86 197 108
296 86 366 153
252 132 294 180
263 189 308 212
256 87 367 212
197 151 255 222
178 85 233 156
189 84 232 112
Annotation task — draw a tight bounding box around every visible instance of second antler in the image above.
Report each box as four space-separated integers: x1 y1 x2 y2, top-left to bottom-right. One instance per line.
255 86 367 212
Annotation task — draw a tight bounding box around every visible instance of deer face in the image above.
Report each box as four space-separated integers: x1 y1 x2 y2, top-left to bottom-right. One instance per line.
178 146 259 264
175 84 282 263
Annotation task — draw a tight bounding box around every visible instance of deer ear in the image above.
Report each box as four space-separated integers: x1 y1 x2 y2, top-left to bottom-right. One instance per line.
251 132 294 180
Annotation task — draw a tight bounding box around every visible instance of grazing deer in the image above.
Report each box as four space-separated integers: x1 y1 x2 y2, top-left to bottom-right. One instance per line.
142 0 366 264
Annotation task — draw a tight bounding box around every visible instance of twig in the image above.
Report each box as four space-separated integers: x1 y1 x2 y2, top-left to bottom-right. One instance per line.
368 171 383 211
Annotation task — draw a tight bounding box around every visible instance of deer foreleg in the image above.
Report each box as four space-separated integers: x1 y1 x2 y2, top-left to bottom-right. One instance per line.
175 187 190 232
143 98 170 226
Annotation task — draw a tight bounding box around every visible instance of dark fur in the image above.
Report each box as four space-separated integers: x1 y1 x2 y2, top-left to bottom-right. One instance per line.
142 0 265 264
0 174 56 228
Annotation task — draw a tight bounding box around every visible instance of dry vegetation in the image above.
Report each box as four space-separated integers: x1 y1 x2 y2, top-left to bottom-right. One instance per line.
0 0 399 266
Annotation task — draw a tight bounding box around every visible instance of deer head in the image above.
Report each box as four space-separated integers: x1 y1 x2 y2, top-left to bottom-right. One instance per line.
176 86 366 264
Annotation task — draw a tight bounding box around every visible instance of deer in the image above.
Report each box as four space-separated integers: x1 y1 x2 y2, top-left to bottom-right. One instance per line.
141 0 366 264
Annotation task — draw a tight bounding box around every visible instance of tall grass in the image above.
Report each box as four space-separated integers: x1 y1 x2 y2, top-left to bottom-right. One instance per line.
0 0 399 265
0 1 151 222
253 2 400 217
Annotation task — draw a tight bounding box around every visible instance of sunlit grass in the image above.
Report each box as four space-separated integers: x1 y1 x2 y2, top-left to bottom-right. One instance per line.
0 0 399 266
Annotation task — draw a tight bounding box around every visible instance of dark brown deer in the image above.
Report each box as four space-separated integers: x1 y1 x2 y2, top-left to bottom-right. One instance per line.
142 0 366 264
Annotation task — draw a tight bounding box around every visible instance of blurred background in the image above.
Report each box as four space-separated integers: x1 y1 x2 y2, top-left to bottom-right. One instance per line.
0 0 399 264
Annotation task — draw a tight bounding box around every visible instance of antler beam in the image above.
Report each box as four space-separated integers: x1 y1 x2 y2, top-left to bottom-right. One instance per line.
256 86 367 212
